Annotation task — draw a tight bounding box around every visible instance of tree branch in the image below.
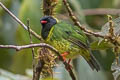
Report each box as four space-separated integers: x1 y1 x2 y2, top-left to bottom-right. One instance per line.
62 0 105 38
0 43 76 79
0 43 57 51
0 43 64 64
0 2 43 41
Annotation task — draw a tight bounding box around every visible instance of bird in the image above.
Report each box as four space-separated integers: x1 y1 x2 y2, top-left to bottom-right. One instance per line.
40 16 100 71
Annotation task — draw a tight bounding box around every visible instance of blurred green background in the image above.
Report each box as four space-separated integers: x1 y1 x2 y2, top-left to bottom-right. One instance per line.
0 0 120 80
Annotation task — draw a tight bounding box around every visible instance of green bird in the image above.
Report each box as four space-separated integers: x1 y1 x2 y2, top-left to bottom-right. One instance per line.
40 16 100 71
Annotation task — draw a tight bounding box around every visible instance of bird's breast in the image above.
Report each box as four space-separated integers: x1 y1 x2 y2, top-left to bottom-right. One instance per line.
46 39 81 59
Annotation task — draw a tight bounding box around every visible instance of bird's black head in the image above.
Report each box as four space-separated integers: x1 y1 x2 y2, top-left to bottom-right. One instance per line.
40 16 57 39
40 16 57 27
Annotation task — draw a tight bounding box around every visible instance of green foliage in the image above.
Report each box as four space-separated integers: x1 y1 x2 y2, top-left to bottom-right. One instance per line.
0 69 31 80
0 0 13 71
90 40 113 50
73 58 114 80
114 0 120 8
0 0 12 16
11 0 43 74
16 0 43 44
0 18 3 28
76 0 101 9
41 77 59 80
100 0 113 8
10 50 33 74
68 0 86 24
0 49 12 70
0 0 12 28
55 0 66 14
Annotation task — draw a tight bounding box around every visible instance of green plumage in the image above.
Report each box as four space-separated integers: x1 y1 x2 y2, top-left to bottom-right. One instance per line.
40 16 100 71
46 21 89 59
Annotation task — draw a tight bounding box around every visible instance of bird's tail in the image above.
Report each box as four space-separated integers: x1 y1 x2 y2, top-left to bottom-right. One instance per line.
86 53 100 71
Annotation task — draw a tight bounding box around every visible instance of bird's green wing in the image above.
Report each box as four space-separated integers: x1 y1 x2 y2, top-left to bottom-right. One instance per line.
53 21 88 49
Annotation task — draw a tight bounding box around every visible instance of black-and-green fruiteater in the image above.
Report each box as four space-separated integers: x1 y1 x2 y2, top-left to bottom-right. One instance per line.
40 16 100 71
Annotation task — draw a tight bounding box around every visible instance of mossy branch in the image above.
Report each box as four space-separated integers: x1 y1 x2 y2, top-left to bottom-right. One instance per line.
43 0 57 16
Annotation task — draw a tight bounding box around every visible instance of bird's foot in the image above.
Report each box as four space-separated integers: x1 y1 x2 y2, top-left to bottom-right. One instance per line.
61 52 69 61
61 52 73 70
67 59 73 69
63 59 73 71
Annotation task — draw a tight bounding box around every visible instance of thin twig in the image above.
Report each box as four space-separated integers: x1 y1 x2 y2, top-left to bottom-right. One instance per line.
0 43 64 64
83 8 120 16
27 19 35 60
0 2 43 41
0 43 64 63
34 59 44 80
26 20 36 80
108 15 115 37
0 43 57 51
62 0 105 38
0 43 75 79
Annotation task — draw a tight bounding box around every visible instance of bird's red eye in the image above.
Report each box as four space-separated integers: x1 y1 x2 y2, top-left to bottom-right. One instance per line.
41 20 47 24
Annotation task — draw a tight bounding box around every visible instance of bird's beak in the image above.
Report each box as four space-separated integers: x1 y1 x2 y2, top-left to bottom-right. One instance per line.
41 20 47 24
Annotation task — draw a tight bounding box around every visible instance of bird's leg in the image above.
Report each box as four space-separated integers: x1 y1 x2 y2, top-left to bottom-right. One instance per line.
61 52 73 69
68 59 72 64
67 59 73 68
61 52 68 61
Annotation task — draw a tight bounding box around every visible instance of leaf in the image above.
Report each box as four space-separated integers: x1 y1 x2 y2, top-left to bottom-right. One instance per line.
100 0 113 8
114 0 120 8
90 40 114 50
99 17 120 36
55 0 66 14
